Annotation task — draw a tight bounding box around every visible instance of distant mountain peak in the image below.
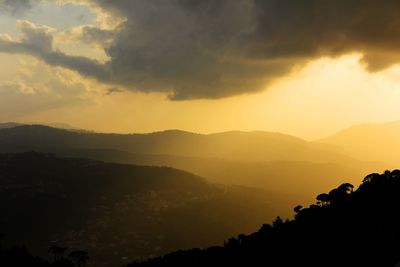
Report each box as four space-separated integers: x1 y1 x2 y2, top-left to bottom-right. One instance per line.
149 129 201 136
0 122 94 133
318 120 400 165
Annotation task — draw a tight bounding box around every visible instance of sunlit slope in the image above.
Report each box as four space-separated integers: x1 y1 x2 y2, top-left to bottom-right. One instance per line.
319 121 400 165
56 148 383 200
0 152 286 267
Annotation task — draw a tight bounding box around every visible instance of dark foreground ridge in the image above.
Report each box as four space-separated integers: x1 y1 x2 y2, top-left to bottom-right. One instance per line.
2 161 400 266
0 152 276 267
0 245 83 267
128 170 400 267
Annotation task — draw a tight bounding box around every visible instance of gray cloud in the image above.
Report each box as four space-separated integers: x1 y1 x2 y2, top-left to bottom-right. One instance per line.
251 0 400 69
0 21 108 79
62 25 117 47
105 87 124 95
0 0 39 15
80 26 115 46
3 0 400 100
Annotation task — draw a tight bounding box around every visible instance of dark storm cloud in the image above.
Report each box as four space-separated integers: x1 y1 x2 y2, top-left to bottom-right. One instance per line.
251 0 400 70
2 0 400 99
89 0 262 99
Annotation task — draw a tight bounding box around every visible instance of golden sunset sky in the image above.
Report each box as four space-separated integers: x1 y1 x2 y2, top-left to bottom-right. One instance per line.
2 0 400 140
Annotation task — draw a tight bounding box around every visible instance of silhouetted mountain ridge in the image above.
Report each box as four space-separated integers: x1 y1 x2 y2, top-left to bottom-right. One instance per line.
0 124 354 163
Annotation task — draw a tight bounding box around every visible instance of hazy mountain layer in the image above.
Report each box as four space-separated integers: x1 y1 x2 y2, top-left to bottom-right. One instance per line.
319 121 400 165
55 148 383 201
0 125 356 164
0 124 387 202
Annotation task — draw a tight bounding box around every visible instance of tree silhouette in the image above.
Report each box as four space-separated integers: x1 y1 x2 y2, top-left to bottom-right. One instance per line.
316 193 329 205
0 233 4 249
294 205 303 213
362 172 380 184
48 246 68 262
272 216 283 228
338 183 354 194
68 250 89 267
327 183 352 203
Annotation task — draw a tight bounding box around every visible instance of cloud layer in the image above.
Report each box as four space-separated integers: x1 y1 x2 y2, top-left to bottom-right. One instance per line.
2 0 400 100
0 0 39 15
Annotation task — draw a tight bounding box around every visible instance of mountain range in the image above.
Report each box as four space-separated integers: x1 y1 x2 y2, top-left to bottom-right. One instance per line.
0 123 388 199
0 121 399 266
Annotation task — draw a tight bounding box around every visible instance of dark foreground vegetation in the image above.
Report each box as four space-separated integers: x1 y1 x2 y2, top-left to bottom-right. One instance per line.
0 152 276 267
2 152 400 266
0 244 86 267
128 170 400 267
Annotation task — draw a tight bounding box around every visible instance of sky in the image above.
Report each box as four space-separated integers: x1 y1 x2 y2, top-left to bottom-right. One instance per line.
1 0 400 140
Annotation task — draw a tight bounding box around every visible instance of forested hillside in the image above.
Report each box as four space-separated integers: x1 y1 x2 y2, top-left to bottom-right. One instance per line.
129 170 400 267
0 152 279 267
